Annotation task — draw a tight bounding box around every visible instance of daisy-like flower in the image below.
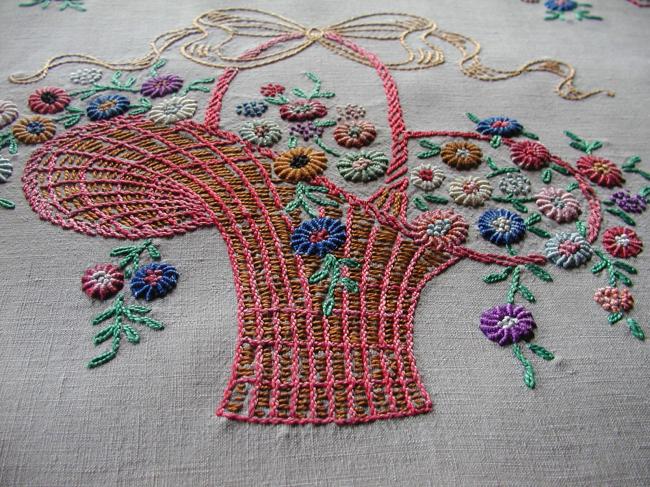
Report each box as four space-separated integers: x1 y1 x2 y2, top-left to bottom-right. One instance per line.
239 119 282 147
86 94 130 121
594 287 634 313
411 209 468 250
0 100 19 129
148 96 197 125
289 121 324 142
336 104 366 121
81 263 124 300
440 141 483 169
69 67 103 85
448 176 493 207
27 87 71 115
12 116 56 144
544 232 593 269
0 156 13 184
273 147 328 183
236 101 268 117
510 140 551 170
610 191 646 214
499 173 531 196
279 100 327 122
260 83 285 97
333 120 377 148
130 262 179 301
410 164 445 192
545 0 578 11
336 150 389 183
140 74 184 98
479 304 536 346
602 227 643 259
476 116 523 137
477 208 526 245
291 217 346 257
535 187 581 223
576 156 624 188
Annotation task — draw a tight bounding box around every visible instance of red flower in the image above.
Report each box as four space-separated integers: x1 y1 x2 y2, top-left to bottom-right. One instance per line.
260 83 285 97
510 140 550 170
602 227 643 258
28 87 71 115
81 263 124 300
279 100 327 122
594 287 634 313
576 156 624 188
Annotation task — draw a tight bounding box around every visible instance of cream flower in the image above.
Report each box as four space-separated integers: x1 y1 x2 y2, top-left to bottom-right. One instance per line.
448 176 493 207
0 100 19 129
149 96 198 125
410 164 445 192
69 67 103 85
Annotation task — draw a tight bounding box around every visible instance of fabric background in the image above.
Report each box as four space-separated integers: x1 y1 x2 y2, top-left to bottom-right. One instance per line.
0 0 649 485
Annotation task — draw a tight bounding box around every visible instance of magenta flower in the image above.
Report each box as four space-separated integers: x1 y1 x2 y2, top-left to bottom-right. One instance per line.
140 74 184 98
479 304 536 346
81 263 124 300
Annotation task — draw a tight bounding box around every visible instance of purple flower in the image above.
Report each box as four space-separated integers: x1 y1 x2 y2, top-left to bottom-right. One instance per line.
610 191 646 214
140 74 184 98
289 121 324 142
479 304 536 346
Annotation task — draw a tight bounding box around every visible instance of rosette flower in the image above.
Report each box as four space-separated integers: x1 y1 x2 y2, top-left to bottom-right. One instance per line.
148 96 197 125
440 141 483 169
140 74 184 98
479 304 536 346
239 119 282 147
273 147 327 183
12 116 56 144
510 140 550 170
602 227 643 259
499 173 531 196
594 287 634 313
544 232 593 269
576 156 624 188
610 191 646 214
81 263 124 300
28 87 71 115
336 150 389 183
279 100 327 121
448 176 493 207
130 262 179 301
476 116 523 137
535 187 581 223
411 209 468 250
545 0 578 11
333 120 377 148
410 164 445 192
290 217 346 257
87 94 130 121
477 208 526 245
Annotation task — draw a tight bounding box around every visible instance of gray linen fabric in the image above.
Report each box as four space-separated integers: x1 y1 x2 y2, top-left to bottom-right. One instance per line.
0 0 649 485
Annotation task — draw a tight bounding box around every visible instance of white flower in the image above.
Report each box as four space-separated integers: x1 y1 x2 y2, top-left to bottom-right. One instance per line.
410 164 445 191
69 67 103 85
148 96 198 125
0 100 19 129
498 173 531 196
0 156 12 184
448 176 493 207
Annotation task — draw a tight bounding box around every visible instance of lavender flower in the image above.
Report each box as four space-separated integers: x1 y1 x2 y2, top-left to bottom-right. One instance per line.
479 304 536 346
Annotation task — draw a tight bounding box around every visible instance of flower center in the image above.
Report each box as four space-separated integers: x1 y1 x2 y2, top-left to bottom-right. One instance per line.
163 102 181 114
491 216 511 233
290 154 311 168
614 234 630 247
92 270 113 286
593 161 611 174
254 126 269 136
98 100 116 111
455 148 471 158
498 316 519 329
552 196 565 209
426 219 451 237
462 181 478 194
347 125 362 137
144 269 164 286
293 103 313 113
40 92 58 104
491 120 510 128
418 169 433 181
309 229 329 243
558 240 580 256
26 121 44 134
351 158 372 171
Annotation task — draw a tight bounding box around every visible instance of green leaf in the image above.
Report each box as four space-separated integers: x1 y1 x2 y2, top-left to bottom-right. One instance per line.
542 168 552 184
413 196 428 211
93 325 115 345
525 213 541 227
551 163 570 175
304 72 320 84
309 268 330 285
591 260 607 274
512 344 536 389
0 198 15 209
322 295 335 317
527 343 555 361
613 271 633 287
512 200 528 213
292 88 308 98
110 245 138 256
528 226 551 239
525 264 552 282
566 182 579 192
139 316 164 330
486 157 498 171
92 306 116 325
123 325 140 344
622 155 641 169
483 267 514 283
340 277 359 293
518 284 536 303
265 95 289 105
465 112 481 123
641 187 650 199
87 348 118 369
417 150 440 159
419 139 440 151
126 305 152 315
605 208 636 226
313 120 336 127
490 135 502 149
608 312 624 324
339 258 360 269
486 167 520 179
626 318 645 341
575 220 587 238
423 194 448 204
613 261 637 274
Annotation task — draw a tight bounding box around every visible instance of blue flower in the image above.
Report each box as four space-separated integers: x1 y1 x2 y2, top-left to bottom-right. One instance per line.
544 0 578 11
236 101 268 117
476 116 523 137
87 94 131 121
130 262 179 301
477 208 526 245
291 217 346 257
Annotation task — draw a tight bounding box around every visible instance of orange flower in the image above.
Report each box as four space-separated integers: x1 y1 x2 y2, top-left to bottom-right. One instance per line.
440 141 482 169
273 147 328 183
333 120 377 148
12 116 56 144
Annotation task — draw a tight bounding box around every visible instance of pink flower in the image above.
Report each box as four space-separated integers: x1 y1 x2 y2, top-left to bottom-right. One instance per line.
82 263 124 300
594 287 634 313
536 187 581 223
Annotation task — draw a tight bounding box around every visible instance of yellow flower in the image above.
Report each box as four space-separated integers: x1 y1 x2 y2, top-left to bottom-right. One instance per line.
273 147 328 183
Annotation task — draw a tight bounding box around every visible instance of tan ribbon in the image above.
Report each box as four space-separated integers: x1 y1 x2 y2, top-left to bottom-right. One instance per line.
9 8 613 100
